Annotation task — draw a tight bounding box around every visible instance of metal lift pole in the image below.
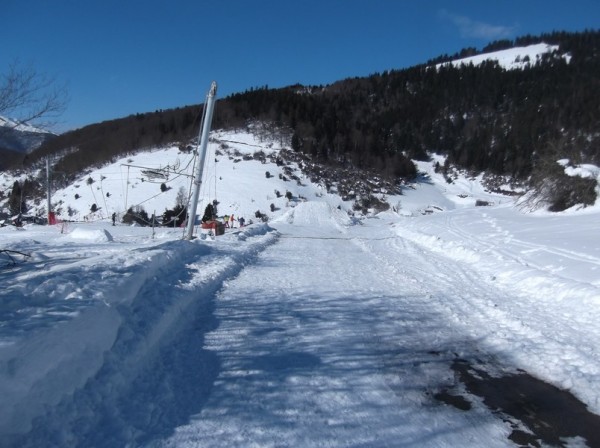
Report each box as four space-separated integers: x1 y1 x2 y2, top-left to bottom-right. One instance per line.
46 157 54 224
185 81 218 240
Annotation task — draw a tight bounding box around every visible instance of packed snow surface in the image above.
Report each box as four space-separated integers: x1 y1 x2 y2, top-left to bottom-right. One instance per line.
1 131 599 447
67 227 114 242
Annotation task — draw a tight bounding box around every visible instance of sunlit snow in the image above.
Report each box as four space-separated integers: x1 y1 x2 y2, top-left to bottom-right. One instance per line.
1 130 599 447
435 42 570 70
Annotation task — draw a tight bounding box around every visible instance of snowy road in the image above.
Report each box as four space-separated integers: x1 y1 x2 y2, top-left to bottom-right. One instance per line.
3 202 600 447
153 208 538 447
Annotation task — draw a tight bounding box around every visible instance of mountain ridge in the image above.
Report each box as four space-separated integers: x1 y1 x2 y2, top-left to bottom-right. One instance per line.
0 116 56 155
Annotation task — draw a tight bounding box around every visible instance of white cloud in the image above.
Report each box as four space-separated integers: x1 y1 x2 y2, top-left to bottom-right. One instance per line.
439 9 517 40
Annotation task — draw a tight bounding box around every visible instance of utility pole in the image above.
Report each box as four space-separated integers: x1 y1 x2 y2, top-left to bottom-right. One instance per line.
46 157 53 224
185 81 218 240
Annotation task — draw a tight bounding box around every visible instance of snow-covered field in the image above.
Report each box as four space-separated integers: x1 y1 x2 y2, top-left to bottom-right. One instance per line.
1 131 599 447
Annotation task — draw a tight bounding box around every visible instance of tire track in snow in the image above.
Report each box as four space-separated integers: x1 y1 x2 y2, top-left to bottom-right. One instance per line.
356 232 600 416
443 212 600 285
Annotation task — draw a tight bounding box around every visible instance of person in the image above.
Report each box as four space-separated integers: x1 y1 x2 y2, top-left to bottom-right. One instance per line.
202 203 215 223
203 200 219 222
229 214 235 228
223 214 230 228
112 212 116 226
238 216 245 227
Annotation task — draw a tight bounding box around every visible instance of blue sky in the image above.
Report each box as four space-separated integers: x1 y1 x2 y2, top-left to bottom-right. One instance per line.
3 0 599 132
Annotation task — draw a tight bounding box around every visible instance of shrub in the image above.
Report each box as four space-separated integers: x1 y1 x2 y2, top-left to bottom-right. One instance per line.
527 157 598 211
255 210 269 222
352 195 389 214
548 176 597 211
123 206 151 226
162 204 186 227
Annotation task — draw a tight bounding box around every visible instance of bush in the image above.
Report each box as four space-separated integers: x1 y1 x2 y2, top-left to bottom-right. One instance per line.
255 210 269 222
162 204 187 227
527 157 598 211
123 206 151 226
548 176 597 211
352 195 390 214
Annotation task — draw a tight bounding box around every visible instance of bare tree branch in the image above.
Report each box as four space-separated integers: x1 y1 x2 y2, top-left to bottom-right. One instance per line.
0 61 68 130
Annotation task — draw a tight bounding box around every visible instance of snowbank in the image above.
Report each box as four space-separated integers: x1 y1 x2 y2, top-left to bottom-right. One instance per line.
0 223 278 443
67 227 114 242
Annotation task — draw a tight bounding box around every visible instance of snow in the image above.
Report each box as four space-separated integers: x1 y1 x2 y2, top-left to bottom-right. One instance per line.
33 128 345 227
0 115 54 154
1 130 599 447
0 115 53 135
435 43 570 70
563 162 600 180
67 227 114 242
274 201 353 230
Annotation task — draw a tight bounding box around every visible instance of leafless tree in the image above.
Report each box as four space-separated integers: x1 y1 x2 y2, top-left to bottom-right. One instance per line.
0 61 68 129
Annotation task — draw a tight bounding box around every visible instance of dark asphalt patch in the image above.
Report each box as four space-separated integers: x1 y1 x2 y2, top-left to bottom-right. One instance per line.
434 357 600 447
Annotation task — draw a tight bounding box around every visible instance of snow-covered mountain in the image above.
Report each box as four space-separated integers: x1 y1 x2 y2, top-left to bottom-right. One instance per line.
0 116 55 154
1 129 600 447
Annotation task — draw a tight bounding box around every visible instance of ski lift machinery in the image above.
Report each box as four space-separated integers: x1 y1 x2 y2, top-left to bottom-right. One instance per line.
185 81 219 240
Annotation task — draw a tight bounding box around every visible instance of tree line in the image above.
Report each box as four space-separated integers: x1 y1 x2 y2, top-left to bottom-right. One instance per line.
221 31 599 180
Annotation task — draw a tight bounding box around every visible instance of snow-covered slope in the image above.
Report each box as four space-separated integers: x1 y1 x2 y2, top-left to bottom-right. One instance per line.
1 129 600 447
27 129 348 226
9 129 521 225
436 42 570 70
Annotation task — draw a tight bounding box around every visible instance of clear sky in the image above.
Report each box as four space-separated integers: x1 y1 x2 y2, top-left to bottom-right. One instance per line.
3 0 599 132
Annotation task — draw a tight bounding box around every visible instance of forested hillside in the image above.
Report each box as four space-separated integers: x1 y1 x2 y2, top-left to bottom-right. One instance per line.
20 30 600 209
221 31 599 178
